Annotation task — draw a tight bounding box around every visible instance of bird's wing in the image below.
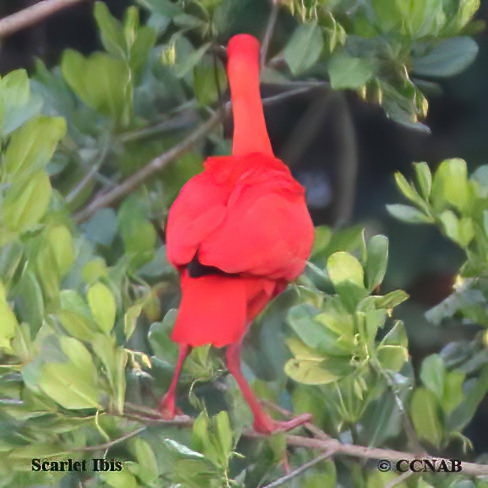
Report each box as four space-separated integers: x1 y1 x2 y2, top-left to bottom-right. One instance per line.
198 175 314 280
166 171 227 267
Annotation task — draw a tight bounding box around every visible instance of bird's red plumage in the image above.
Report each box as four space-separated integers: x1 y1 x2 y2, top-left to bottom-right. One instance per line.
165 34 314 348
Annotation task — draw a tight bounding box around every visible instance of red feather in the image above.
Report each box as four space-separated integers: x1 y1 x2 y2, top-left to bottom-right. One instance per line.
166 34 314 347
160 34 314 433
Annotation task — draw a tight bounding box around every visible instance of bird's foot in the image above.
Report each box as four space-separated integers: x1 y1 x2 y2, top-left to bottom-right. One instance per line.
158 392 182 420
253 413 312 435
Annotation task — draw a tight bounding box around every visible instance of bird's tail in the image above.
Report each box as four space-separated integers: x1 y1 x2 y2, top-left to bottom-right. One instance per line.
171 271 278 347
171 272 247 347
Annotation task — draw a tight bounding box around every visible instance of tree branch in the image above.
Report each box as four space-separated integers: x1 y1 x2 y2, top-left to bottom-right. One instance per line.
261 0 280 68
33 402 488 479
280 434 488 478
73 109 225 223
122 403 488 479
73 83 327 224
262 451 333 488
0 0 85 38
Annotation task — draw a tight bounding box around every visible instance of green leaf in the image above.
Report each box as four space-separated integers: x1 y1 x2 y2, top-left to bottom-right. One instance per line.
284 23 324 75
394 172 427 209
94 2 127 59
386 204 433 223
148 310 179 363
174 40 211 78
87 282 116 333
380 320 408 348
315 298 354 340
81 208 118 247
4 116 66 178
420 354 445 400
442 370 465 414
375 290 409 309
61 50 131 127
287 337 325 361
287 304 351 356
371 0 402 32
377 345 408 371
449 366 488 431
36 245 61 303
0 281 17 352
191 415 212 459
14 270 44 332
128 25 157 78
91 333 127 413
327 251 364 288
410 387 443 447
118 197 156 267
394 0 446 38
82 258 108 284
194 57 227 107
445 0 480 35
58 290 98 341
458 217 475 247
138 0 183 18
365 235 388 291
215 410 233 464
164 438 206 459
431 158 470 212
439 210 460 243
284 357 339 385
124 304 142 341
304 461 336 488
413 37 478 78
0 69 43 136
3 171 52 233
130 437 159 484
45 225 74 277
328 53 375 89
439 212 474 247
413 162 432 199
99 470 138 488
11 322 34 362
40 336 99 409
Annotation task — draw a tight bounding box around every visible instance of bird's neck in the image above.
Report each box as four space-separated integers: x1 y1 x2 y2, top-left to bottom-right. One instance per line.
228 50 273 157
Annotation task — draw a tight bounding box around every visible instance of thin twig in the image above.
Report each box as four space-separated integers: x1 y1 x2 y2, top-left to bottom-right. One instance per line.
261 0 280 67
38 426 147 457
372 359 426 455
0 0 85 38
66 145 110 204
118 110 198 144
73 108 225 223
385 470 415 488
261 85 327 106
262 451 333 488
331 91 358 224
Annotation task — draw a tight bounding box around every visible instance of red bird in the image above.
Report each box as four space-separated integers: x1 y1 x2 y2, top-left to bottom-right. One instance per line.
159 33 315 433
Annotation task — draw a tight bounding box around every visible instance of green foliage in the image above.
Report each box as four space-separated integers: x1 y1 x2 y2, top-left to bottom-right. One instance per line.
286 230 410 429
389 159 488 329
282 0 481 128
389 157 488 451
0 1 485 486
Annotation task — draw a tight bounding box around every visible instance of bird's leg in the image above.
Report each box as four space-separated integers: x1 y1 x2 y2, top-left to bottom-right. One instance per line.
158 343 191 419
225 342 312 434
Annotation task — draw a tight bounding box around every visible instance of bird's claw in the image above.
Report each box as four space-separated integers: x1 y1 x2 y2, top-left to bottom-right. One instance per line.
253 412 312 435
158 393 182 420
